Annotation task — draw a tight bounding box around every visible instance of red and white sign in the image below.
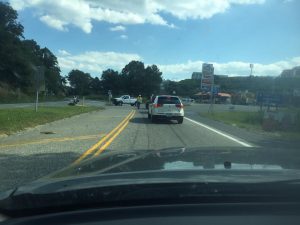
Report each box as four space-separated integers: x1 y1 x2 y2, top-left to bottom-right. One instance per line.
201 63 214 90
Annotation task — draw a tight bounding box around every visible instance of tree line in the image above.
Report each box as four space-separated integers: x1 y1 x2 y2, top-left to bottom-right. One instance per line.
67 61 162 97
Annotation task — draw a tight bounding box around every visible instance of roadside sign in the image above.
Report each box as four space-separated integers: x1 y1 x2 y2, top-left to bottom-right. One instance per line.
213 85 220 94
35 66 45 92
201 63 215 114
201 63 214 91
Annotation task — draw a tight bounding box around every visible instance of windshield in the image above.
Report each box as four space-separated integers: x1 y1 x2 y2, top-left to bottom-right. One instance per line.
0 0 300 198
157 96 181 104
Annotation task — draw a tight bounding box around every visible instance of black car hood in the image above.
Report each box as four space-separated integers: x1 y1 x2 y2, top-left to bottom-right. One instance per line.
1 147 300 215
49 146 300 179
2 146 300 196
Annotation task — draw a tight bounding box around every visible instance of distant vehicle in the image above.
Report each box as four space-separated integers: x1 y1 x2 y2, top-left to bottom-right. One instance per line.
148 95 184 124
113 95 137 106
68 96 79 106
181 98 195 106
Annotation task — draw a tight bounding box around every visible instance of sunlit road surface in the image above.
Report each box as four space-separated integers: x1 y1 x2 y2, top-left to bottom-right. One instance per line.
0 104 258 192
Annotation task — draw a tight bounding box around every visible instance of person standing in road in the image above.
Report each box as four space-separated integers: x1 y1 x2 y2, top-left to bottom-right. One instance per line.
150 94 155 103
137 95 142 109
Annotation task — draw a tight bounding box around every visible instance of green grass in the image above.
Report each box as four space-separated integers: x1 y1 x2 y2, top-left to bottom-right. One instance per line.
200 111 264 131
200 111 300 140
278 131 300 141
0 106 103 135
0 94 66 104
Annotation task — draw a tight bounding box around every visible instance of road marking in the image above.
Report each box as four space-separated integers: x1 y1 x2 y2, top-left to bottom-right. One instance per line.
73 110 134 164
93 111 135 157
0 134 103 149
185 117 253 147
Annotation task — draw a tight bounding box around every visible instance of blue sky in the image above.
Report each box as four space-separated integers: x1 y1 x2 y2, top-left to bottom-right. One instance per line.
8 0 300 80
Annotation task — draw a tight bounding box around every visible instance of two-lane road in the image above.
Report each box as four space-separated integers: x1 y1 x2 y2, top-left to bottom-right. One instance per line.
0 104 254 192
107 107 252 153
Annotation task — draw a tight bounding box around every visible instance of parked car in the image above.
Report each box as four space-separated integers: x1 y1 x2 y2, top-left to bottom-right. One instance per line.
113 95 137 106
148 95 184 124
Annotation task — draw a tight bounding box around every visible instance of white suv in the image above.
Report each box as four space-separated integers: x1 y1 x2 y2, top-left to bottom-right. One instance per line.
148 95 184 124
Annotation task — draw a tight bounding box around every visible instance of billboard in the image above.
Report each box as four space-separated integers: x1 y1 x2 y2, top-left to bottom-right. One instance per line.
201 63 214 91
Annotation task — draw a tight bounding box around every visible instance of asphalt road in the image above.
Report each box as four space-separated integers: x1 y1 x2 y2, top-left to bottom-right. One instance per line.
0 103 282 192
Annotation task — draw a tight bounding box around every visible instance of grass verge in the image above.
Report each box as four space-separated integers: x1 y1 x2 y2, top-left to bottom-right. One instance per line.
200 111 263 131
200 111 300 140
0 106 103 135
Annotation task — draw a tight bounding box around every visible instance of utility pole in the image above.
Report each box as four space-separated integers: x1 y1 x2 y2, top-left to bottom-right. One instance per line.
250 63 254 76
35 65 44 112
209 74 215 114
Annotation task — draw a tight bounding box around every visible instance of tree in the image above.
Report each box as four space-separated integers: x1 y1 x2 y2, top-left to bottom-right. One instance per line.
0 2 64 96
121 61 162 96
163 80 178 95
67 70 92 95
144 65 163 96
121 61 145 96
42 48 63 94
90 77 102 94
0 2 30 90
0 2 24 39
20 41 63 94
101 69 122 95
176 79 199 96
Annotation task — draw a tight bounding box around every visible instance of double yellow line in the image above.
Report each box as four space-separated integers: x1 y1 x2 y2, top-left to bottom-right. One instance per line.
73 110 135 165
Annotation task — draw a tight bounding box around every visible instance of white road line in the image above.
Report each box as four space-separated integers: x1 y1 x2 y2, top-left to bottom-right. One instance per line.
185 117 253 147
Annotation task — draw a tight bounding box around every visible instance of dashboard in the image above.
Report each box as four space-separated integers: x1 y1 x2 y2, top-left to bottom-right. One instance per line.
1 202 299 225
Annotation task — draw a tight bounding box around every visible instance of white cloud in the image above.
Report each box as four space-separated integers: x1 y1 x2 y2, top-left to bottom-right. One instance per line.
120 34 128 39
58 51 142 75
9 0 265 33
110 25 126 32
58 49 71 56
158 57 300 80
40 15 68 31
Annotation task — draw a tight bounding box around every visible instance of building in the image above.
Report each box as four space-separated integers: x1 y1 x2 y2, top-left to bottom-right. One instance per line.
193 92 231 104
191 72 202 80
280 66 300 78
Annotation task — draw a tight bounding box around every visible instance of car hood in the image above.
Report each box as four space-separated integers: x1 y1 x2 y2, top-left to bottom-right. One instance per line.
1 146 300 214
48 146 300 179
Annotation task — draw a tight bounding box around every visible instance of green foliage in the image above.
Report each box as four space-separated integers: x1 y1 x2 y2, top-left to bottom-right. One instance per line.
89 77 102 94
163 79 200 96
67 70 93 95
100 61 162 97
0 106 102 135
215 76 300 94
101 69 122 95
121 61 162 96
0 2 65 97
